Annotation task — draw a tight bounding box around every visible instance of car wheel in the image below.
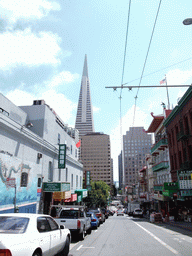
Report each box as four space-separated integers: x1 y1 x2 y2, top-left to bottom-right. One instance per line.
87 227 92 234
32 251 41 256
79 229 85 240
61 236 70 256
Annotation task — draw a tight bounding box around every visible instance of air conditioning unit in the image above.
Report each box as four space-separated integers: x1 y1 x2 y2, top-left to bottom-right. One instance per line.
33 100 45 105
37 153 42 159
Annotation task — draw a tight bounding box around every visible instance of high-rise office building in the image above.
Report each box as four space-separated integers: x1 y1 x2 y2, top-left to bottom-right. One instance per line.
123 127 152 187
75 55 94 138
81 132 112 186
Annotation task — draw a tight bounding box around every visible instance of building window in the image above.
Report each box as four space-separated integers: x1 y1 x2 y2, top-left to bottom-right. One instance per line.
80 176 82 188
71 174 73 188
58 133 60 144
20 172 28 187
66 168 68 182
48 161 53 181
37 178 42 188
71 145 73 154
76 175 78 188
58 169 61 181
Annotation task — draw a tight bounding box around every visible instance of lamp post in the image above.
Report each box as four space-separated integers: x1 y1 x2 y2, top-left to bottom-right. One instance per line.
183 18 192 25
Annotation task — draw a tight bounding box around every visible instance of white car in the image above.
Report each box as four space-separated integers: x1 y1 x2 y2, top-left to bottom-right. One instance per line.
0 213 71 256
133 208 143 218
117 209 124 216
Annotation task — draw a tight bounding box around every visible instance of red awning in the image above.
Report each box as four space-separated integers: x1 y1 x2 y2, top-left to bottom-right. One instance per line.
146 115 164 133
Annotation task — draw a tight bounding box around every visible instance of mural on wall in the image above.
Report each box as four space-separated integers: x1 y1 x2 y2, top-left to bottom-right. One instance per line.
0 154 39 209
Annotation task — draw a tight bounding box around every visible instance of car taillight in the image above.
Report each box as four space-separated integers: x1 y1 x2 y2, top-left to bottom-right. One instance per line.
96 213 101 217
0 249 12 256
77 220 81 229
91 219 96 222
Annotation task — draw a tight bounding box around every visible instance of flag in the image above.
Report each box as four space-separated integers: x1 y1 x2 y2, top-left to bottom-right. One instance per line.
160 78 166 85
76 140 81 148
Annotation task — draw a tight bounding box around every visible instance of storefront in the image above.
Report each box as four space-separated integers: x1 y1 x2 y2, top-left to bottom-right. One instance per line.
42 182 70 213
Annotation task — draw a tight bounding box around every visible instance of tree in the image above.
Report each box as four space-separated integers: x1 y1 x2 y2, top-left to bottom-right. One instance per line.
111 184 117 197
83 181 110 208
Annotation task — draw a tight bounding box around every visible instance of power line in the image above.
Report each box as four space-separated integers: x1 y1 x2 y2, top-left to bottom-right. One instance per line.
119 0 132 193
132 0 162 129
121 56 192 87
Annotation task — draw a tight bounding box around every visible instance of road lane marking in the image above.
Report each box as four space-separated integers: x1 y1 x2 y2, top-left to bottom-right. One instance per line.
76 245 95 251
77 245 83 251
134 222 179 255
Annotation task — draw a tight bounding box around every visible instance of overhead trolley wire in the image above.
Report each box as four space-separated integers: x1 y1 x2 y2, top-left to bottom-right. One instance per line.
132 0 163 127
119 0 132 192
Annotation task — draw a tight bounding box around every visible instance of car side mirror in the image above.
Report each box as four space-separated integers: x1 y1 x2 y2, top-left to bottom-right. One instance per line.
60 225 65 229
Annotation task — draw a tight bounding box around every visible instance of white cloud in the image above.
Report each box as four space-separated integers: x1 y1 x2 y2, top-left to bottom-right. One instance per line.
110 105 148 181
0 0 60 24
6 88 77 125
166 69 192 85
93 106 100 113
0 28 62 70
48 71 80 88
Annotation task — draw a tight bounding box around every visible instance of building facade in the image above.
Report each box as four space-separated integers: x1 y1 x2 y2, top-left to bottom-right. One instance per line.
123 127 152 190
164 87 192 211
81 132 112 186
146 111 172 212
0 94 84 214
75 55 94 138
118 151 123 189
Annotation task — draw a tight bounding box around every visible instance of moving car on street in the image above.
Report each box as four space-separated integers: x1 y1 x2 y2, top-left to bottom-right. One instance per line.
0 213 71 256
117 209 124 216
133 208 143 218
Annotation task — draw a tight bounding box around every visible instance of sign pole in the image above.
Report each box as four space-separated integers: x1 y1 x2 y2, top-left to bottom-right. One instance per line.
14 184 17 213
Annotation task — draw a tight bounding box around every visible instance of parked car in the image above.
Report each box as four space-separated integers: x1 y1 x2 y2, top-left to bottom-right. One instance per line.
89 208 105 224
133 208 143 218
117 209 124 216
86 212 99 229
101 208 109 219
0 213 71 256
51 205 91 241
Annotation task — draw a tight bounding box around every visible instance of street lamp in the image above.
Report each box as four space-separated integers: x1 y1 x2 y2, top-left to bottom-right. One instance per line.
183 18 192 25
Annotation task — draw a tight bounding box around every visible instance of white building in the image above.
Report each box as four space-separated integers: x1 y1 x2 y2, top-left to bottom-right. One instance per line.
0 94 83 214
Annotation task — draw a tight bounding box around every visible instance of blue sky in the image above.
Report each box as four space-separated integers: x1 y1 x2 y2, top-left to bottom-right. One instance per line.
1 0 192 180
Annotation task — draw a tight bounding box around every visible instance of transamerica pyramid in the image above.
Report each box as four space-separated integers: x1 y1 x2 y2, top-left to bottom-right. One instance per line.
75 55 95 138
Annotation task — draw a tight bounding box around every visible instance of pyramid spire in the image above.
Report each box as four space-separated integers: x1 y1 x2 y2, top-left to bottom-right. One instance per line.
75 55 94 138
82 54 88 77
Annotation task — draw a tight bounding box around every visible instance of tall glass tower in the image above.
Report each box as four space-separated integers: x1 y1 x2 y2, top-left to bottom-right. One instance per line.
75 55 94 138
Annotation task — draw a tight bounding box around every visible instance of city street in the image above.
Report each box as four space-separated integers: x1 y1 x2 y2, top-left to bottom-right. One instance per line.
69 214 192 256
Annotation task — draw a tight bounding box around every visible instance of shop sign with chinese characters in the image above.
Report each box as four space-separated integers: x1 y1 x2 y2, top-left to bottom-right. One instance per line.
178 170 192 189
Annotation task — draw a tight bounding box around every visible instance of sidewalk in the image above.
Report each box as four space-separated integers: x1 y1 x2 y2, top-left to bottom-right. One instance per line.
144 214 192 232
165 220 192 232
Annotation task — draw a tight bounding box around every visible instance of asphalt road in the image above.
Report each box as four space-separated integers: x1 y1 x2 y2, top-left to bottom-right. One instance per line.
69 214 192 256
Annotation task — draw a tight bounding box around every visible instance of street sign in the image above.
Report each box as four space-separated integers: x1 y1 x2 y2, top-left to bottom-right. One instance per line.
58 144 66 169
6 178 16 187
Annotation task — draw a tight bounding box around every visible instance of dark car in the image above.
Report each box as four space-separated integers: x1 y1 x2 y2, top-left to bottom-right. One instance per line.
86 212 99 229
101 208 109 219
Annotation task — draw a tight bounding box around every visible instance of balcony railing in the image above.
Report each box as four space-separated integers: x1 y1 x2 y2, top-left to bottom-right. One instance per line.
152 161 169 172
151 138 168 154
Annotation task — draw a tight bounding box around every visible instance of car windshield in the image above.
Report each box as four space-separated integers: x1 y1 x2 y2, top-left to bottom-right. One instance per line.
135 209 141 212
0 217 29 234
90 210 99 213
60 210 79 219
